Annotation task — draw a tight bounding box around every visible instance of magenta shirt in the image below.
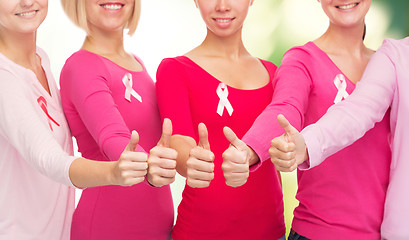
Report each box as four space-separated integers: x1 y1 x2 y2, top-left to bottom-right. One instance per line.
302 38 409 239
156 56 285 240
60 50 173 240
244 42 391 239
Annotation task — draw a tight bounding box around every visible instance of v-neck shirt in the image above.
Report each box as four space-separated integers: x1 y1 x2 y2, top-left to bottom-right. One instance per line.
243 42 391 239
0 48 76 239
156 56 285 240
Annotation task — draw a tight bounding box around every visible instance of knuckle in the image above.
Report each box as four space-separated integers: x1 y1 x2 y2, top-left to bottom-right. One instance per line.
117 162 126 171
285 160 294 168
221 161 229 169
186 158 196 168
170 169 177 177
149 168 158 176
285 152 293 160
150 175 160 184
222 151 229 160
268 150 275 158
138 153 148 161
169 160 177 168
149 147 156 155
186 168 194 177
190 147 199 156
271 158 279 166
270 139 277 147
186 179 195 187
120 171 128 179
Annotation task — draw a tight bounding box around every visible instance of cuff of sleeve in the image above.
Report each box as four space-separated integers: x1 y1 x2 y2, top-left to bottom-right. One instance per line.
297 158 311 170
299 125 322 170
249 161 262 172
66 156 81 189
243 135 268 172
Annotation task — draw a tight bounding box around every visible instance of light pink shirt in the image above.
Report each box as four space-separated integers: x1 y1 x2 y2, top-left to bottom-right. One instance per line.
0 48 76 239
302 38 409 239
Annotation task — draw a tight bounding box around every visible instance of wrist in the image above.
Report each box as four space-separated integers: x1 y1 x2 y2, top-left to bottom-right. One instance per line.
247 147 260 167
106 161 118 185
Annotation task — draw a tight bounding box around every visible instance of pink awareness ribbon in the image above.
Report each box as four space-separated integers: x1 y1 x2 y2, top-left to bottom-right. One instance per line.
122 73 142 103
37 96 60 131
333 74 350 104
216 83 234 116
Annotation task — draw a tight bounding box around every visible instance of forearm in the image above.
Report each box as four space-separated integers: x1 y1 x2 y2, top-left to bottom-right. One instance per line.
68 158 115 189
170 134 196 177
301 52 395 169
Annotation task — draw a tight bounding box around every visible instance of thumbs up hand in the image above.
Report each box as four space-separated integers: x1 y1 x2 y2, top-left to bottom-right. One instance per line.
221 127 251 187
269 114 307 172
186 123 215 188
112 130 149 186
147 118 178 187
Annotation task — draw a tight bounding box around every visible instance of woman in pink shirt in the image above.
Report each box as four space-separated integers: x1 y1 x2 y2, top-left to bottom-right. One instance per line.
59 0 177 239
0 0 167 239
270 37 409 240
156 0 285 239
225 0 391 239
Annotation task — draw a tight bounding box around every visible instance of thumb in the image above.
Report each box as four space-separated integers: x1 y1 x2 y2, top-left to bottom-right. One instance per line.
277 114 298 142
158 118 172 147
126 130 140 151
198 123 210 150
223 126 247 150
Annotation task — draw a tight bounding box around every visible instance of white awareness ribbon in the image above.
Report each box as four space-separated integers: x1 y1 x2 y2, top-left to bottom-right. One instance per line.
122 73 142 103
333 74 349 104
216 83 234 116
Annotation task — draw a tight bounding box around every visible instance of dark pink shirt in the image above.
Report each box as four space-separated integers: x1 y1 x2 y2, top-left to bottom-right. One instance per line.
243 42 391 239
156 56 285 240
60 50 173 240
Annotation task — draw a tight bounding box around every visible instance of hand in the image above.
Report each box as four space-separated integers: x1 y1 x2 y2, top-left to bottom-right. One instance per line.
186 123 215 188
147 118 178 187
112 130 148 186
222 127 250 187
269 114 307 172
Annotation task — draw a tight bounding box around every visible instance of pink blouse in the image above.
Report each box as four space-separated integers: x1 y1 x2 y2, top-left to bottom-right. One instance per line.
60 50 173 240
244 42 391 239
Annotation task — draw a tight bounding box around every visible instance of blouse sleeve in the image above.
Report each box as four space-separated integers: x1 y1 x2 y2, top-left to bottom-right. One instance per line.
243 49 313 169
156 58 196 139
301 46 396 169
60 53 145 161
0 69 76 187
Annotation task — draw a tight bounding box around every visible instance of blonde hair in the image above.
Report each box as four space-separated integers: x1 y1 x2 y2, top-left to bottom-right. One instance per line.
60 0 141 36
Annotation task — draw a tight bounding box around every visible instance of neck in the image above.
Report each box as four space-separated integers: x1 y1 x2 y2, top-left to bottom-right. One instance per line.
200 28 249 60
0 29 37 69
316 21 367 57
82 27 126 57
